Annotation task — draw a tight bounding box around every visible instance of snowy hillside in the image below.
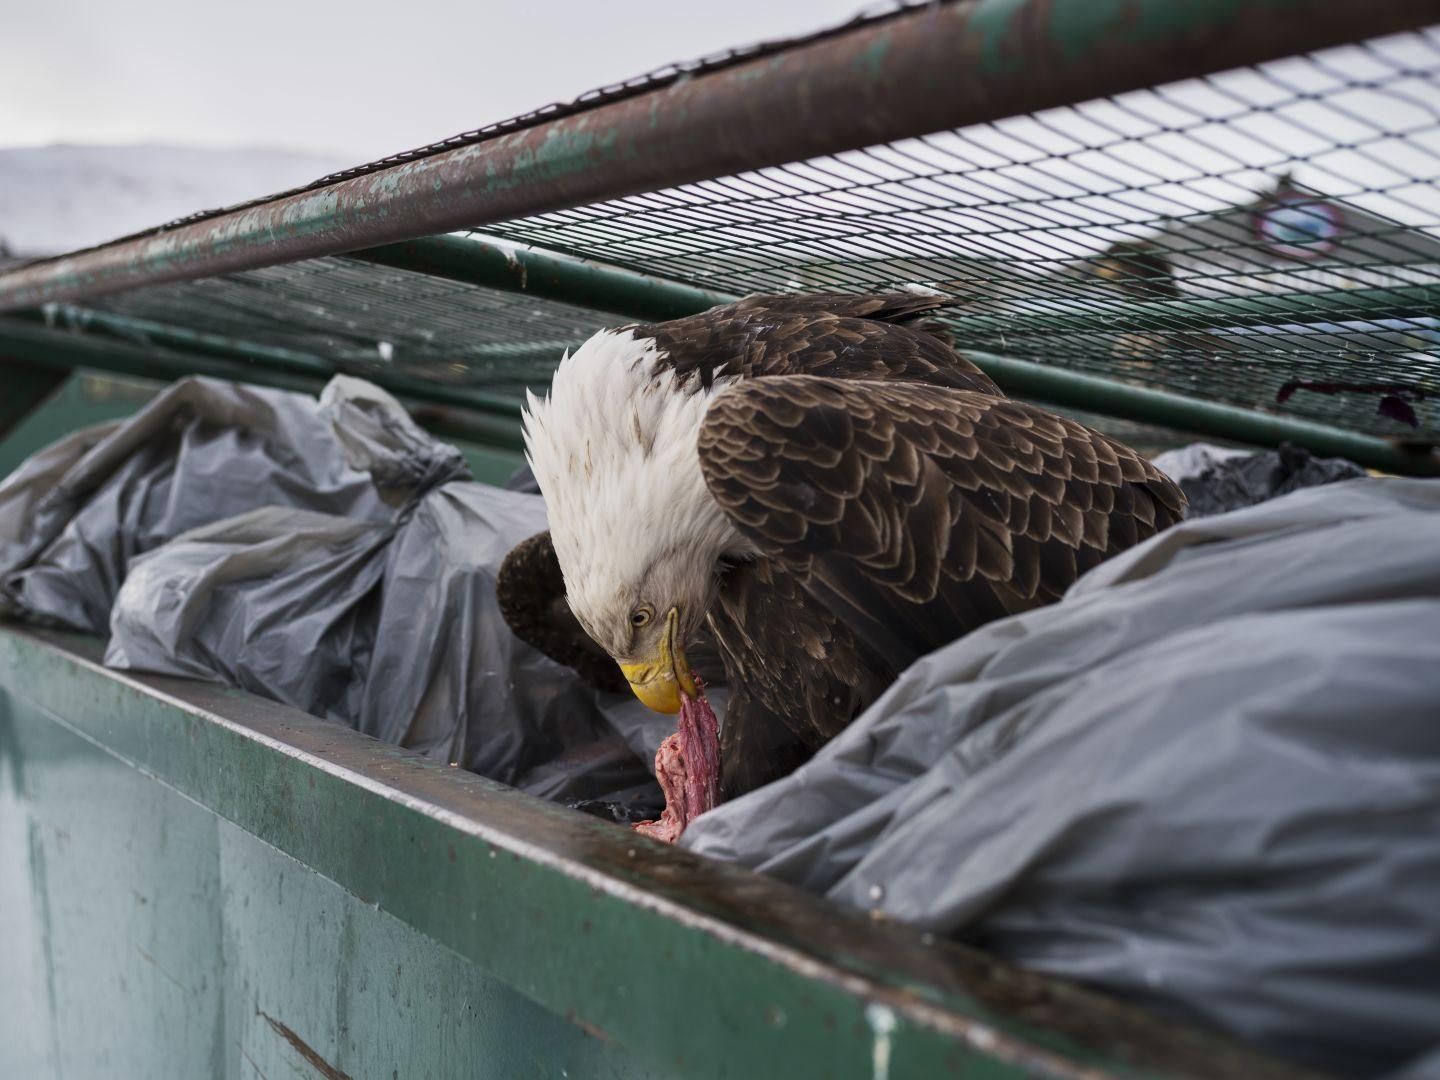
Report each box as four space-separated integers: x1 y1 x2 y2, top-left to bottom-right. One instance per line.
0 144 348 256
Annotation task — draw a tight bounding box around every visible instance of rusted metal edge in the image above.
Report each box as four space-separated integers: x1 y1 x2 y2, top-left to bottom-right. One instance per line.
0 626 1314 1080
53 2 935 253
1 0 1435 312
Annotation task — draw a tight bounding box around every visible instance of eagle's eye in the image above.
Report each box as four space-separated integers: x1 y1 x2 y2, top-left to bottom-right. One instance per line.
630 606 653 629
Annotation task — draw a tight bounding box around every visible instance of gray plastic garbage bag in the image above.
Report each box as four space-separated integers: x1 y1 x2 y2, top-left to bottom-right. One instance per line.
101 374 468 726
0 372 656 801
1148 441 1249 481
106 507 390 723
349 480 643 789
0 376 390 631
106 481 656 795
685 478 1440 1075
1387 1046 1440 1080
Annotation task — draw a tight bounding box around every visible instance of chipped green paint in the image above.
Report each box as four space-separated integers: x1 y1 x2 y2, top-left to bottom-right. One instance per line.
858 33 892 80
1044 0 1282 65
0 676 652 1079
967 0 1030 74
969 0 1337 73
467 125 628 200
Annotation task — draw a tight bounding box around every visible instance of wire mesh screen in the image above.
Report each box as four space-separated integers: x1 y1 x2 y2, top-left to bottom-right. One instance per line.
478 27 1440 440
47 24 1440 448
49 259 616 399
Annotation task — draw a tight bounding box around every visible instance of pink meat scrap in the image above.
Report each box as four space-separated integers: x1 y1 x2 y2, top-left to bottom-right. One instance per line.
634 680 720 843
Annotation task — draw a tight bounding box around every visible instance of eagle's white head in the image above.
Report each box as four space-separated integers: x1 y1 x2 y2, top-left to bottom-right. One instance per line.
522 328 744 713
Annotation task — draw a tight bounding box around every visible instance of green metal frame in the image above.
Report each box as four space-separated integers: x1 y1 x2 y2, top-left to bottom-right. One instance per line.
943 283 1440 340
353 234 733 321
0 314 527 453
348 236 1440 471
0 626 1310 1080
967 351 1437 473
5 280 1434 475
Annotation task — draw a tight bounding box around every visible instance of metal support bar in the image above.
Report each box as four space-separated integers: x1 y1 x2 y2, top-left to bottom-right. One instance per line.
356 238 1440 336
31 305 570 388
34 306 340 380
0 317 528 452
350 235 732 321
7 314 1436 473
967 350 1440 474
0 0 1433 311
946 282 1440 339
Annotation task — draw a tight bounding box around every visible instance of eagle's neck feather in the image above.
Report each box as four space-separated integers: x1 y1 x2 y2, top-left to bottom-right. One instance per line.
521 328 746 652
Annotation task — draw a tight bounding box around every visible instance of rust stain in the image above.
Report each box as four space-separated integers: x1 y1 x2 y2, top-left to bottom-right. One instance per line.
564 1009 614 1042
259 1011 354 1080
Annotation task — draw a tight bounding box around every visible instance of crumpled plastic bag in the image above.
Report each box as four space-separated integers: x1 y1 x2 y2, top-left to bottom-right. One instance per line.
106 506 389 723
0 373 657 802
685 477 1440 1076
1152 440 1367 518
0 376 390 631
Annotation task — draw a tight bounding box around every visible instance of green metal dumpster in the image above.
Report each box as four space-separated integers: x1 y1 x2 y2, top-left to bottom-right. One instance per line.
0 628 1313 1079
2 1 1438 1076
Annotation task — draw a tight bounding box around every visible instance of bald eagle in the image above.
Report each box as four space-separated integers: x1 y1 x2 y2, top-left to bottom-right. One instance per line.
502 293 1185 833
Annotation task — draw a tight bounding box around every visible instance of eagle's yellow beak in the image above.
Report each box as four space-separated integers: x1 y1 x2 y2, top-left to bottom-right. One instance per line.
619 608 697 714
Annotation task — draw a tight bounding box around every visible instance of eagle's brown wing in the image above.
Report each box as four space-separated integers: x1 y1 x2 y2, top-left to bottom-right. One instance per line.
705 557 893 800
497 531 629 693
698 376 1185 675
633 292 1000 396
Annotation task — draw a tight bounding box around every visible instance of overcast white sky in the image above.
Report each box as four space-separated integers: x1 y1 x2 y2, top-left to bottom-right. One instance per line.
1 0 865 161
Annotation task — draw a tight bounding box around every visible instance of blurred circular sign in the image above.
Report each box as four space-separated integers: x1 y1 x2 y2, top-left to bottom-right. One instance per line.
1254 191 1342 259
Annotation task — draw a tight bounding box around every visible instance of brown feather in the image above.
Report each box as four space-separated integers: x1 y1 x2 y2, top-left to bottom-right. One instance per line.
697 376 1184 782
